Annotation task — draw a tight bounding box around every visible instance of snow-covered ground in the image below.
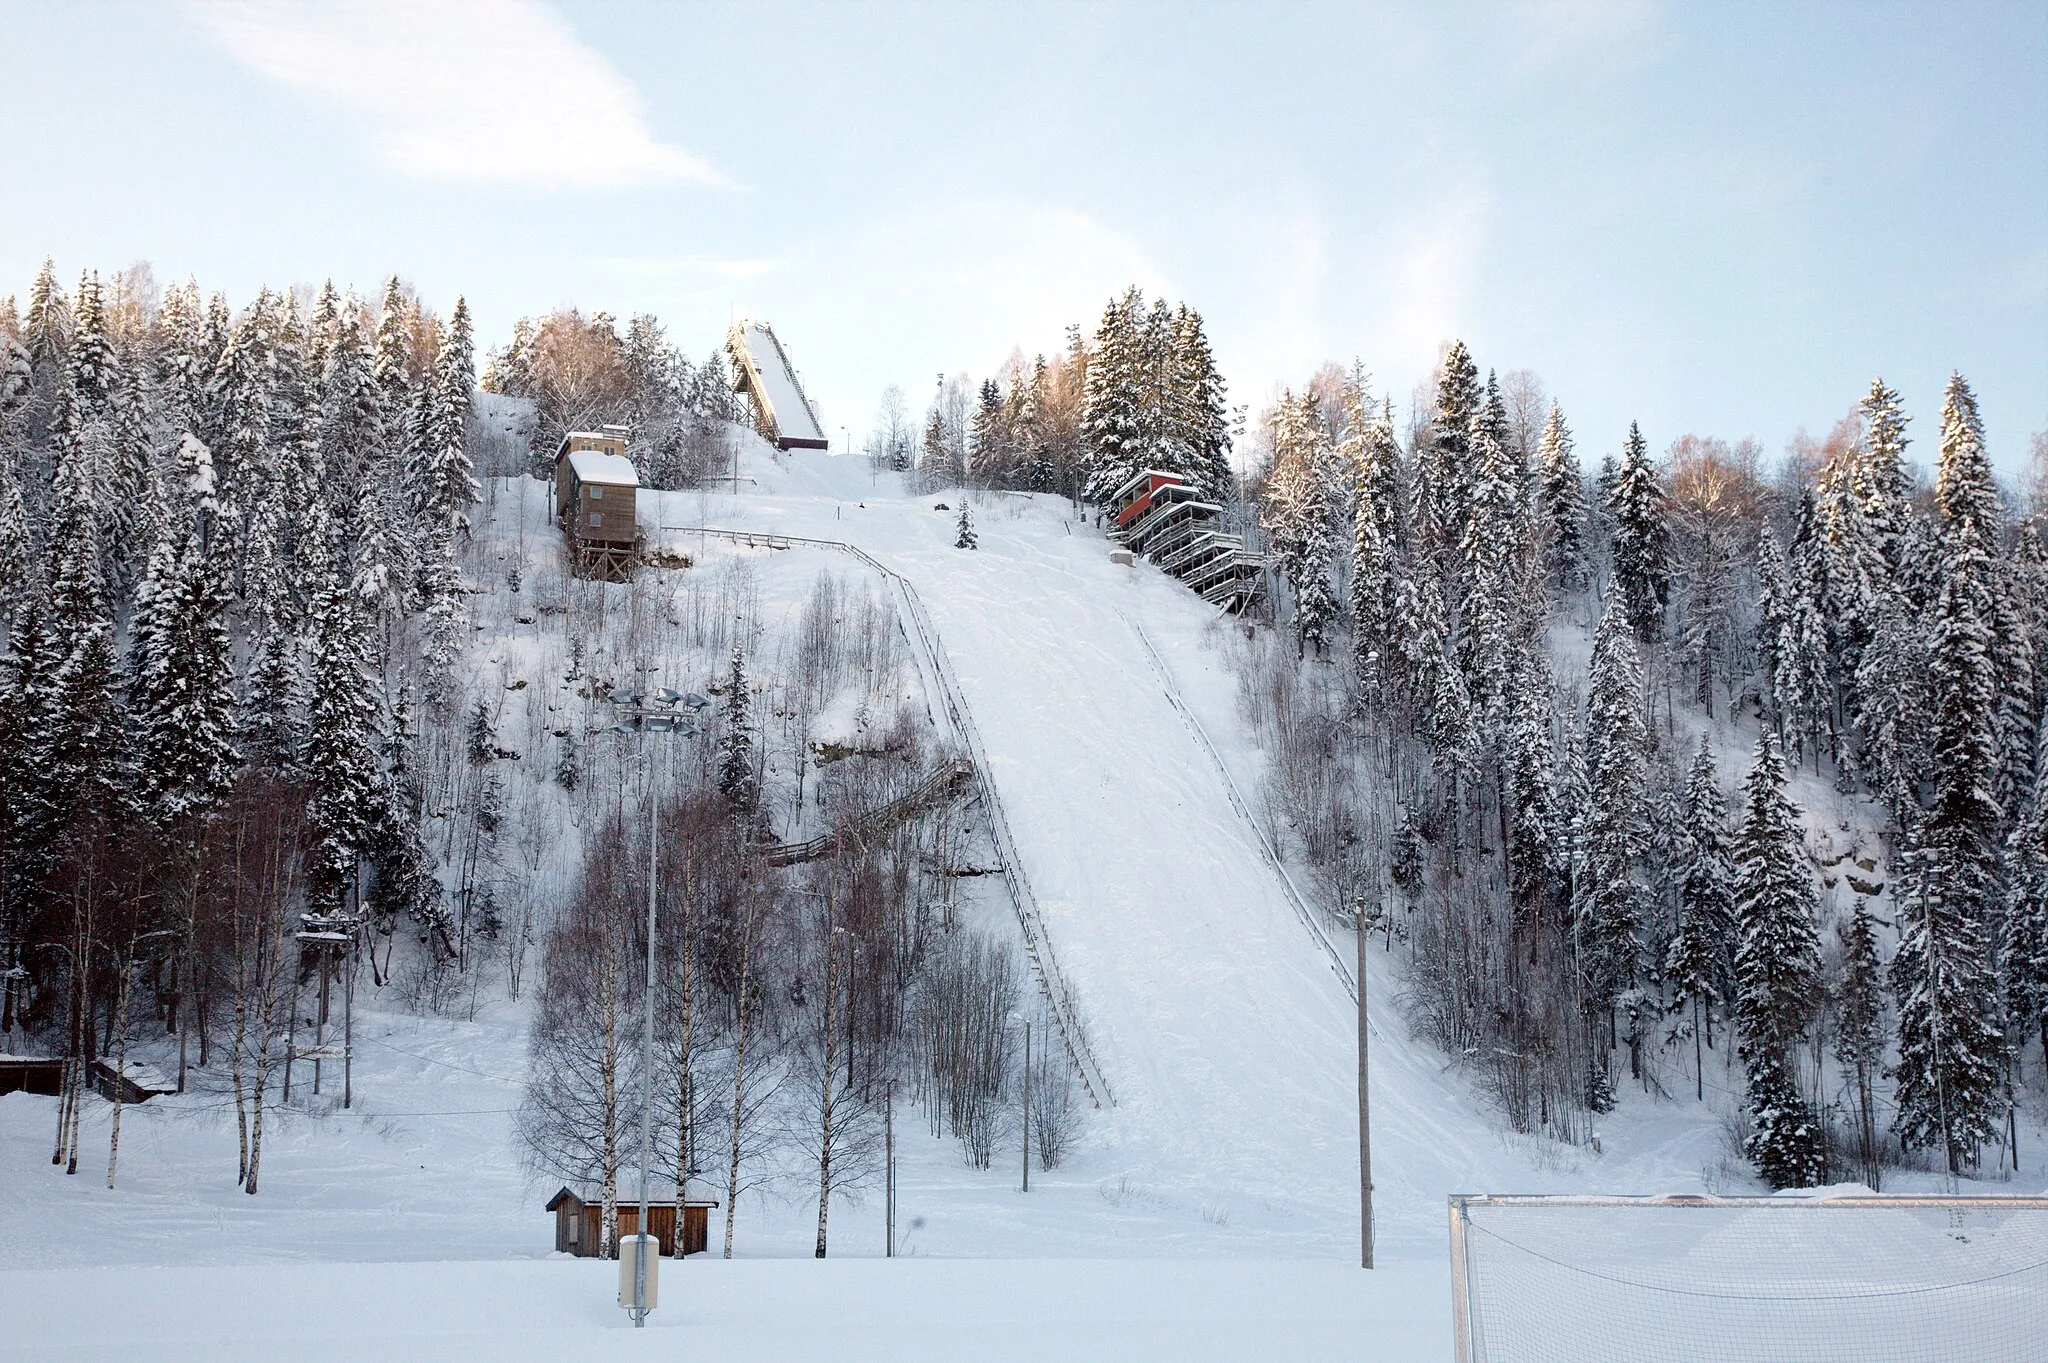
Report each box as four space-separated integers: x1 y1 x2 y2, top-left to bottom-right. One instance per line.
6 440 2044 1359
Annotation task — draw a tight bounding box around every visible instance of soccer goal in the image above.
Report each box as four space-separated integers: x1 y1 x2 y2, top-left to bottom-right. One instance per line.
1448 1192 2048 1363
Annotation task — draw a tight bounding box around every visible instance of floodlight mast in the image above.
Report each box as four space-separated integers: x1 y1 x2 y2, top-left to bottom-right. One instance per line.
609 685 708 1326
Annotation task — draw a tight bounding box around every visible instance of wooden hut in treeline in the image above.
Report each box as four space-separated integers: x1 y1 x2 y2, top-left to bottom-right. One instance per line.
546 1183 719 1258
553 426 639 581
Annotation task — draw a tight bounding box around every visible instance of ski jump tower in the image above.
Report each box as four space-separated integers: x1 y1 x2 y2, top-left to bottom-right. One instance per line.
726 321 830 451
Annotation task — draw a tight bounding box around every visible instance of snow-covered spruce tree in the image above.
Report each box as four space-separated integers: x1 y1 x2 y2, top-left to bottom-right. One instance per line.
23 258 71 374
1607 421 1670 641
1754 526 1793 715
1167 305 1233 503
132 527 238 827
1581 594 1651 1041
205 288 277 515
1080 289 1150 503
1730 732 1824 1188
1988 580 2038 823
1777 499 1835 767
954 501 977 550
1349 395 1403 705
300 519 385 908
1856 377 1913 577
968 378 1006 486
1458 401 1526 731
2004 744 2048 1063
371 276 415 418
1500 647 1564 920
1852 588 1926 830
920 404 949 492
1934 372 2000 542
1536 401 1586 597
1413 340 1481 578
1836 899 1888 1187
1261 391 1339 657
1665 736 1734 1076
321 305 385 499
1891 546 2005 1172
717 644 760 822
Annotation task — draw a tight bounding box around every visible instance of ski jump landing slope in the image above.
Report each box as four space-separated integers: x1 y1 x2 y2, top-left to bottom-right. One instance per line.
654 449 1602 1253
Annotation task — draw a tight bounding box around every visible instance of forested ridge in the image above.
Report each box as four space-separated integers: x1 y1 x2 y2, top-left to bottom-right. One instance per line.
2 253 2043 1248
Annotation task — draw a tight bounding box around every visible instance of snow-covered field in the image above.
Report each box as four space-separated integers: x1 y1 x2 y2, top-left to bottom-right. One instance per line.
5 441 2043 1359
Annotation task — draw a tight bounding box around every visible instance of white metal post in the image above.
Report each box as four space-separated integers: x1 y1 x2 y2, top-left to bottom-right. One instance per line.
886 1080 895 1257
1359 912 1373 1269
633 774 657 1325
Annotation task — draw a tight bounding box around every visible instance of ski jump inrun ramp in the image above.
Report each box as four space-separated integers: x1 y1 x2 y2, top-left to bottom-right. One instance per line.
727 321 830 451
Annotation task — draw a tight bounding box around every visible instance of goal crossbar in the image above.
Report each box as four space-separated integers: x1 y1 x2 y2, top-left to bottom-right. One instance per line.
1449 1192 2048 1363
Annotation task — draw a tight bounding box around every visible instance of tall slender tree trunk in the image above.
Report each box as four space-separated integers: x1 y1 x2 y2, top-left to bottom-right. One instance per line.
724 896 756 1260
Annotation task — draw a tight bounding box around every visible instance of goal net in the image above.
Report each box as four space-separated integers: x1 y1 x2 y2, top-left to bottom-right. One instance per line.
1449 1193 2048 1363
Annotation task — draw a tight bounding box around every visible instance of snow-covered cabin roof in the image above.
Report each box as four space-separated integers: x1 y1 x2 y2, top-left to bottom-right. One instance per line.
92 1058 176 1093
1106 468 1188 506
547 1181 720 1208
565 449 638 487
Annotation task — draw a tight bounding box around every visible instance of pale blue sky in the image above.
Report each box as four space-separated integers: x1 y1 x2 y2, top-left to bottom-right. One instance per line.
2 1 2043 472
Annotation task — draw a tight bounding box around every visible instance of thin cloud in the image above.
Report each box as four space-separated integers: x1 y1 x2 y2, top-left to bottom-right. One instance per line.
187 0 728 190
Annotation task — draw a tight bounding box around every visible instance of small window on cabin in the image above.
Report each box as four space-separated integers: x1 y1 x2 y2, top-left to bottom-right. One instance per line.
589 485 602 500
589 513 602 527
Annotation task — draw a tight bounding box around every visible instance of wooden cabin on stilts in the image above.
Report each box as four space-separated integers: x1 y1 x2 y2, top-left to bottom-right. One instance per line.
553 427 641 581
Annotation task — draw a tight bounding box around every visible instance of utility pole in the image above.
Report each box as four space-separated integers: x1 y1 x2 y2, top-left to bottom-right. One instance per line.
1022 1020 1031 1193
1358 910 1374 1270
886 1080 896 1258
631 774 658 1326
607 685 708 1326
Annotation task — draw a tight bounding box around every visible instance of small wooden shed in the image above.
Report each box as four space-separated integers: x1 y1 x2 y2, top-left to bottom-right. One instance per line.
0 1054 63 1096
546 1183 720 1258
553 428 639 581
90 1058 176 1104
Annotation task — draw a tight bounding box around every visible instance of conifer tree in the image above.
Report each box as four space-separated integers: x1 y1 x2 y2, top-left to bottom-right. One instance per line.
23 259 71 374
1731 733 1824 1187
969 378 1006 485
206 290 283 527
372 276 415 419
954 501 977 550
1852 588 1926 830
301 521 385 906
1835 899 1887 1186
1666 736 1735 1062
1459 405 1524 729
1168 305 1233 501
1582 595 1650 1021
1891 547 2005 1171
1405 342 1479 584
1536 402 1585 595
1777 505 1835 764
1607 422 1669 640
1080 289 1150 503
134 530 238 826
1261 392 1338 657
152 281 209 438
717 644 759 822
1934 372 2000 542
320 307 385 505
2003 742 2048 1062
1350 406 1402 704
1856 378 1912 577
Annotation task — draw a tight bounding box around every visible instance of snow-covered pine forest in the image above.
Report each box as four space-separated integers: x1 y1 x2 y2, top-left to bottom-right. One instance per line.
1 255 2044 1287
892 289 2048 1190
